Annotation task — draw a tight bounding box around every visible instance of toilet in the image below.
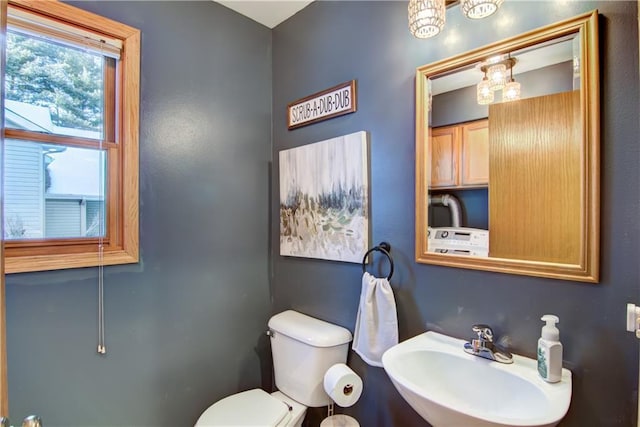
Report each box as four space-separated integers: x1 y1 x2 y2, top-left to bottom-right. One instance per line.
195 310 353 427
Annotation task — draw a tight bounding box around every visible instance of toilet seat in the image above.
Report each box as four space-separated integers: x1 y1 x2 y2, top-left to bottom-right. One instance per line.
195 389 291 427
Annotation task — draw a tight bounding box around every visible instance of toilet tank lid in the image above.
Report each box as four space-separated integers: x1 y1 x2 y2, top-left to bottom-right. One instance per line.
268 310 353 347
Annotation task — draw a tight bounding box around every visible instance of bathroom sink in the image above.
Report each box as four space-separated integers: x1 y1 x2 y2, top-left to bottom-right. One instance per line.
381 331 571 427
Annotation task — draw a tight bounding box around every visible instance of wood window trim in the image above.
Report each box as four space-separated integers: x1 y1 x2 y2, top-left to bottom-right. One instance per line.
4 0 140 274
0 0 8 417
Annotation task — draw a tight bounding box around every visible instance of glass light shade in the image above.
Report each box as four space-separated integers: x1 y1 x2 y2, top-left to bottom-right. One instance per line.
503 80 521 102
477 78 494 105
460 0 504 19
487 55 504 64
408 0 446 39
487 63 506 91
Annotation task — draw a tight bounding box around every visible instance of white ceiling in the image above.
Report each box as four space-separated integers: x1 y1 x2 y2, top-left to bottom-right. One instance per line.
215 0 314 29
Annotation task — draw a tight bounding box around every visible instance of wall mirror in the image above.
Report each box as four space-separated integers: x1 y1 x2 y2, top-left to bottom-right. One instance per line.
415 11 599 282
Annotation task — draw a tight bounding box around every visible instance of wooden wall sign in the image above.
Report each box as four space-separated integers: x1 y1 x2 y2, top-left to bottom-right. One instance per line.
287 80 357 130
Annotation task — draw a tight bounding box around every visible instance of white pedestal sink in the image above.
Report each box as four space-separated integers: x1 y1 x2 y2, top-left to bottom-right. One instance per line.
381 331 571 427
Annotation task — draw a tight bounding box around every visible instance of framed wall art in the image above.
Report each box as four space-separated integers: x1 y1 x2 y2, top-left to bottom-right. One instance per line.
279 131 369 263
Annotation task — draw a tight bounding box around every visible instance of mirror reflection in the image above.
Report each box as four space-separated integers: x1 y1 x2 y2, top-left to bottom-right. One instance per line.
428 35 579 262
415 11 599 282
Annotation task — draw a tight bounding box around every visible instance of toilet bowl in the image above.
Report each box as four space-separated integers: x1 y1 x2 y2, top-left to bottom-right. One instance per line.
195 310 353 427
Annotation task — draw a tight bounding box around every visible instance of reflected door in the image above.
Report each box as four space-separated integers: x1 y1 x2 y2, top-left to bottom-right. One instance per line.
488 91 581 264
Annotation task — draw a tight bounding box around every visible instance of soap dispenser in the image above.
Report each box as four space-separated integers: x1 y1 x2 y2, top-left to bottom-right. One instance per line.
537 314 563 383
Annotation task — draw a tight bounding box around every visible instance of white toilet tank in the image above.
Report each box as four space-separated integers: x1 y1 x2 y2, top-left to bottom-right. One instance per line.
268 310 352 408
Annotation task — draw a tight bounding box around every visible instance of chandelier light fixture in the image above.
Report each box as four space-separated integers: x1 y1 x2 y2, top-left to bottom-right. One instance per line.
477 54 519 105
460 0 504 19
409 0 505 39
408 0 446 39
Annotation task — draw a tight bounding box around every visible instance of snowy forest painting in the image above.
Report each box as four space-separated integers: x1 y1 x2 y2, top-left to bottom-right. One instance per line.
279 131 369 263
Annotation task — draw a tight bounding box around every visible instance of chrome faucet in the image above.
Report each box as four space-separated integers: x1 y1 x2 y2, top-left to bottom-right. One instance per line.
463 324 513 364
22 415 43 427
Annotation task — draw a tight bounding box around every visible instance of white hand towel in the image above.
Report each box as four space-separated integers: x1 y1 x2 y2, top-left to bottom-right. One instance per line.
352 272 399 367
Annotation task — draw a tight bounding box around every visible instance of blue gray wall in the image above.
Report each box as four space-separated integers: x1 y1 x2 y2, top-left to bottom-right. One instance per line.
272 2 639 426
6 2 272 426
3 1 639 427
430 188 488 229
432 61 574 127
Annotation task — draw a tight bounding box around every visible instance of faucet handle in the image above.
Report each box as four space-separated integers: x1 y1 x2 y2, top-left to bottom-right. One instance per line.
472 324 494 342
22 415 42 427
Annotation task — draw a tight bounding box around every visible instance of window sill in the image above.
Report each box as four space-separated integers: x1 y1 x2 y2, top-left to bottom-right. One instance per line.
5 249 139 274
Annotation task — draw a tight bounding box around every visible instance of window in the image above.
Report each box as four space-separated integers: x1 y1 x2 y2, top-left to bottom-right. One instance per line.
4 0 140 273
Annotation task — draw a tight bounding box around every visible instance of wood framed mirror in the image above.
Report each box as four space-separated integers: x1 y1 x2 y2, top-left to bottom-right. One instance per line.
415 11 600 283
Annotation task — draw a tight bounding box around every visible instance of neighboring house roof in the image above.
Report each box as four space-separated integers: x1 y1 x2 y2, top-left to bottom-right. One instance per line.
5 99 54 132
5 99 103 197
5 99 101 138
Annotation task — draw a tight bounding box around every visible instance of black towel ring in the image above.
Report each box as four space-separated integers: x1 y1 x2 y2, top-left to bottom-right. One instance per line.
362 241 394 280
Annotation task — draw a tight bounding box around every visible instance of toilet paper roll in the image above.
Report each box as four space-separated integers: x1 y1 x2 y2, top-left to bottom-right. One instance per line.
323 363 363 407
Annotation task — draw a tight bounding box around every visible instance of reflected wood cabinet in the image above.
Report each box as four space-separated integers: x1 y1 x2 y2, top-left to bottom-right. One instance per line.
430 119 488 189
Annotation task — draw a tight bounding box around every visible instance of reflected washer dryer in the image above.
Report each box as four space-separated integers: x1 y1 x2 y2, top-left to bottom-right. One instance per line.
427 227 489 257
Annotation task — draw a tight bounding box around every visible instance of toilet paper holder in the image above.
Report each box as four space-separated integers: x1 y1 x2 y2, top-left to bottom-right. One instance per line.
323 363 363 408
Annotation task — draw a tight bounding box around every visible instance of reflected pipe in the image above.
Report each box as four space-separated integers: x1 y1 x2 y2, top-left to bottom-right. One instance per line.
429 194 462 227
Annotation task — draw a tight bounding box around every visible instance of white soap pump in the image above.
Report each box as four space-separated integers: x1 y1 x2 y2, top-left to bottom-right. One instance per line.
537 314 563 383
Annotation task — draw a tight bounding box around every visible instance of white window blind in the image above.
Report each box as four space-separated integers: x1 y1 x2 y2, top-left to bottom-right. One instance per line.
8 6 122 59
